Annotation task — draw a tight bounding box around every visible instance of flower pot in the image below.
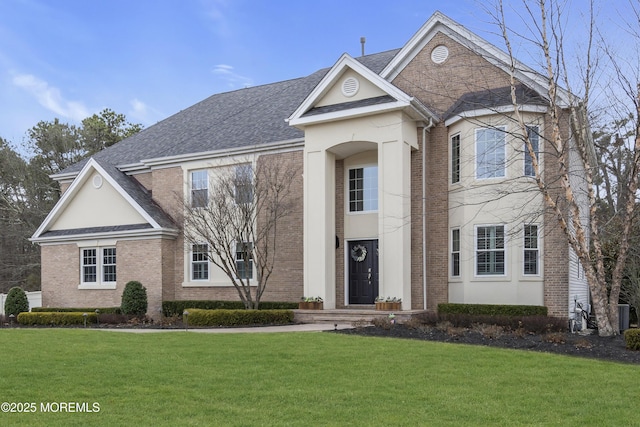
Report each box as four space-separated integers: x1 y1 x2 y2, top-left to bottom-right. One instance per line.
299 301 323 310
375 302 401 311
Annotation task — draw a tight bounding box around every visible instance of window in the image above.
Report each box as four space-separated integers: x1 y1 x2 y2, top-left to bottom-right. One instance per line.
476 127 506 179
524 224 539 275
81 247 116 284
451 134 460 184
451 228 461 277
192 244 209 281
235 242 254 279
191 170 208 208
102 248 117 282
349 166 378 212
524 126 540 177
234 164 253 204
476 226 505 275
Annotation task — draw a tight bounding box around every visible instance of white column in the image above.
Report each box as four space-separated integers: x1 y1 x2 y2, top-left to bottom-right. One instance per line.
378 139 412 310
303 149 336 308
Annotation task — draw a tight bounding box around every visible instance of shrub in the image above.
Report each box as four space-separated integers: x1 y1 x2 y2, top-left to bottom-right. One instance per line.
624 329 640 350
162 300 298 317
4 287 29 316
32 307 121 314
184 309 293 327
121 281 148 316
438 303 548 317
17 312 97 326
411 311 565 333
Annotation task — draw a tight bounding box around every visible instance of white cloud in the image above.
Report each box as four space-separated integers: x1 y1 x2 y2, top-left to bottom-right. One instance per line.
212 64 253 88
12 73 89 121
128 98 163 126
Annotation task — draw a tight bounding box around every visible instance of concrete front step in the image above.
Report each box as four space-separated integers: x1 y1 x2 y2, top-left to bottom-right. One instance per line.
294 309 426 325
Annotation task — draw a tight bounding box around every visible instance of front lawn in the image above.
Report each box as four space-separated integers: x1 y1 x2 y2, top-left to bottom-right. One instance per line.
0 329 635 426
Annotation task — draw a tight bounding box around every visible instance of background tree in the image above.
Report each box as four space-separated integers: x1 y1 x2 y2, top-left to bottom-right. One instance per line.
182 156 299 309
0 109 142 293
494 0 640 336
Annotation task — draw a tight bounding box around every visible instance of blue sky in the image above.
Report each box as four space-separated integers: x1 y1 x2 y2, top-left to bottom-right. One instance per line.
0 0 633 150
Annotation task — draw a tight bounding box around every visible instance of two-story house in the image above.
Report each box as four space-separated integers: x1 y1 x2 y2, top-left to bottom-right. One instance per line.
31 11 589 320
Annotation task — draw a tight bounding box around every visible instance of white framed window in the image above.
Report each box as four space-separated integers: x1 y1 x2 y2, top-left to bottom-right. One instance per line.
476 225 505 275
524 126 540 177
235 241 253 279
523 224 539 275
451 228 461 277
349 166 378 212
81 247 116 284
476 127 506 179
191 170 208 208
191 244 209 281
234 164 253 204
451 134 461 184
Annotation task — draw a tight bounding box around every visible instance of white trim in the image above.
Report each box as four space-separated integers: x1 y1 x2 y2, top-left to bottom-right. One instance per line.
522 224 541 277
444 105 547 127
33 228 178 244
79 246 117 288
31 158 169 241
450 227 461 278
78 283 117 290
345 164 379 214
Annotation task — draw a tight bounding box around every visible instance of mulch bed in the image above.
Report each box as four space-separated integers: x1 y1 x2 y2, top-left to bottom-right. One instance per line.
336 324 640 364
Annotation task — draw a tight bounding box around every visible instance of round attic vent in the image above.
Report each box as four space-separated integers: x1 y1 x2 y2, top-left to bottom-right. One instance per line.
431 45 449 64
92 174 103 189
341 77 360 97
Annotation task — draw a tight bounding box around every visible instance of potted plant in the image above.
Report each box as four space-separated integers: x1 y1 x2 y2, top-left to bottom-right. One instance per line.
299 296 323 310
375 296 402 311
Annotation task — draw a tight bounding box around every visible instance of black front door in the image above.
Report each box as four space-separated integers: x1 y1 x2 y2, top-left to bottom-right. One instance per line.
348 240 378 304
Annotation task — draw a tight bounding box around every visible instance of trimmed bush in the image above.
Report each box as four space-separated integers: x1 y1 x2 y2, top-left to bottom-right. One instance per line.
18 312 97 326
121 281 148 316
4 287 29 316
184 309 294 327
413 311 565 334
438 303 548 317
162 300 298 317
31 307 121 314
624 329 640 350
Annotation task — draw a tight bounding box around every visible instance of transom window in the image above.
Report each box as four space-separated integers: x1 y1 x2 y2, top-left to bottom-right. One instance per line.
81 247 116 284
476 127 506 179
476 226 505 275
191 244 209 281
191 170 209 208
349 166 378 212
524 224 539 275
524 126 540 177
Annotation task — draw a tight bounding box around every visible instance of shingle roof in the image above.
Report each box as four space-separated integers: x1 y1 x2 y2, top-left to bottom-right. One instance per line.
61 49 401 175
445 84 547 119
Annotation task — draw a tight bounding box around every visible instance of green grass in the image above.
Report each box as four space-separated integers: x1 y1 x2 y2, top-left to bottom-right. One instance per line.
0 329 636 426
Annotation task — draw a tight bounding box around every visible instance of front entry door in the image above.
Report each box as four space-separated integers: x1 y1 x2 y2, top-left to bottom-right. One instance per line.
348 240 378 304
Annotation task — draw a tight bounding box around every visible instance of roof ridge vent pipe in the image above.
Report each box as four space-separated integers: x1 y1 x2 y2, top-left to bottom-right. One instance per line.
360 37 366 57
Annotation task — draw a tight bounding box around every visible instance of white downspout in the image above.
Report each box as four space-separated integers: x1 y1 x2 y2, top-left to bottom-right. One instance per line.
422 118 434 310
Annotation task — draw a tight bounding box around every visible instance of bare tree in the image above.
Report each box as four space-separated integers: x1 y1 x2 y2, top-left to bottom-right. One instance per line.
494 0 640 336
181 155 299 309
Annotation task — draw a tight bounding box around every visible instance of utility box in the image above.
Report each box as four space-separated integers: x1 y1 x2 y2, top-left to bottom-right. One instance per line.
619 304 630 332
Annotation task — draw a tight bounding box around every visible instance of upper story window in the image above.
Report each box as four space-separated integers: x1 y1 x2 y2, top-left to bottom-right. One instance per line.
234 164 253 204
451 134 461 184
524 126 540 177
476 127 506 179
476 225 505 275
191 170 209 208
81 247 116 284
349 166 378 212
